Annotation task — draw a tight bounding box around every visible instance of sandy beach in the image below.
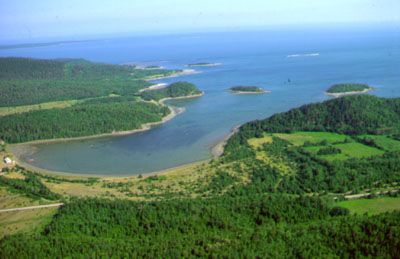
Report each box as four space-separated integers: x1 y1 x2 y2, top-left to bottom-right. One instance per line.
324 87 373 98
146 69 201 81
210 125 240 157
139 83 167 92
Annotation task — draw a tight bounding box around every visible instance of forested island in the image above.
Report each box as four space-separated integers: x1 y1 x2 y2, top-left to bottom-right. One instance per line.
325 83 372 97
187 62 221 67
228 86 269 94
1 94 399 257
0 58 202 143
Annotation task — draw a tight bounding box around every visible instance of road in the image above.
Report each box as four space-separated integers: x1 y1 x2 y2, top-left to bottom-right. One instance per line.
0 203 64 213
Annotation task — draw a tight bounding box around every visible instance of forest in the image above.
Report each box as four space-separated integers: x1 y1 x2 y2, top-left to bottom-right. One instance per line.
0 97 169 143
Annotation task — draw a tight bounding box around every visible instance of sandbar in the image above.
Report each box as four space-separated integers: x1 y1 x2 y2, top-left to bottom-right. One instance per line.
325 88 373 98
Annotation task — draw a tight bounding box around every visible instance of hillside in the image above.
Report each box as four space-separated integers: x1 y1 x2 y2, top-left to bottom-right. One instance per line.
234 95 400 136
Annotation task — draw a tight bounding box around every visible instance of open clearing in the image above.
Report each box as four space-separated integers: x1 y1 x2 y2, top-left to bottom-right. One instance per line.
273 132 348 146
337 197 400 215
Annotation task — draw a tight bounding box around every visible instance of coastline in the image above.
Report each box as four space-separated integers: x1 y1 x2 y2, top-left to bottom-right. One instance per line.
6 66 205 177
10 118 234 179
8 93 205 177
210 125 240 157
325 88 373 97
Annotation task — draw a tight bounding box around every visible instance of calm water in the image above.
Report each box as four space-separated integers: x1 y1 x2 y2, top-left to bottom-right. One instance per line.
2 27 400 175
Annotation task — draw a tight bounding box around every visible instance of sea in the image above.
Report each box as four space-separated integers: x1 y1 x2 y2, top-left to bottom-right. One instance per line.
1 25 400 175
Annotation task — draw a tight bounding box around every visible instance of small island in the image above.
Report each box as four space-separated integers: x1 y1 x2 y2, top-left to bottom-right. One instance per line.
325 83 373 97
187 62 221 67
228 86 270 94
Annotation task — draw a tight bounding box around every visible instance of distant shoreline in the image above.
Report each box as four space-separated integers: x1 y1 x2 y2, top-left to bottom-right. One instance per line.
325 88 373 98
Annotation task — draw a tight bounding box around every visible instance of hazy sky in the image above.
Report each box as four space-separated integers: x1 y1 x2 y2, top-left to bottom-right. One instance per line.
1 0 399 42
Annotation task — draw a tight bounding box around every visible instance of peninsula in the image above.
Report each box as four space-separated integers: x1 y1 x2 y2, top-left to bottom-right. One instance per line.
0 58 202 144
228 86 270 94
325 83 373 97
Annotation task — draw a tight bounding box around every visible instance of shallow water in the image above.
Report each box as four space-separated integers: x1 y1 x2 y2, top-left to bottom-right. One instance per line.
2 26 400 175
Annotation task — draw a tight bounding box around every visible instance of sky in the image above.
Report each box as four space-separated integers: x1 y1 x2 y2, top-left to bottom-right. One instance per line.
0 0 399 42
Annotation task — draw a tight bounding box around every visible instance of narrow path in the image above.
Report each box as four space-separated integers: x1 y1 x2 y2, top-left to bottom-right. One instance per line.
0 203 64 213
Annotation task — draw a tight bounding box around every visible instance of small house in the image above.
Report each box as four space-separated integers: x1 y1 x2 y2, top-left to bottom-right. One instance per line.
4 157 11 164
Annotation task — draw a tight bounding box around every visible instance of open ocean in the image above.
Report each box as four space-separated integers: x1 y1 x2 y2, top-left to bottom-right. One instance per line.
2 26 400 175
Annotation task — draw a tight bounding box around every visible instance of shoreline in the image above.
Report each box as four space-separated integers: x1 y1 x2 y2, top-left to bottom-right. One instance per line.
7 66 205 178
210 125 241 157
8 93 205 177
9 144 211 179
325 88 373 97
9 119 235 179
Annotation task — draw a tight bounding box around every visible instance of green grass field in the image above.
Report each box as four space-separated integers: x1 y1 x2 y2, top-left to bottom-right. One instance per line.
359 135 400 151
334 142 384 158
247 133 273 149
337 197 400 215
0 94 121 116
273 132 349 146
303 142 384 160
0 100 82 116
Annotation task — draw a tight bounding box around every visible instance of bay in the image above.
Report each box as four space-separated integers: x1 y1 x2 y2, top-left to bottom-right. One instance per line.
2 26 399 175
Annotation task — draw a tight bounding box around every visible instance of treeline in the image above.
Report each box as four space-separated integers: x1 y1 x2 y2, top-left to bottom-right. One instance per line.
140 81 202 101
0 197 398 257
0 172 61 200
0 57 179 81
0 57 181 107
0 97 169 143
0 79 150 107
